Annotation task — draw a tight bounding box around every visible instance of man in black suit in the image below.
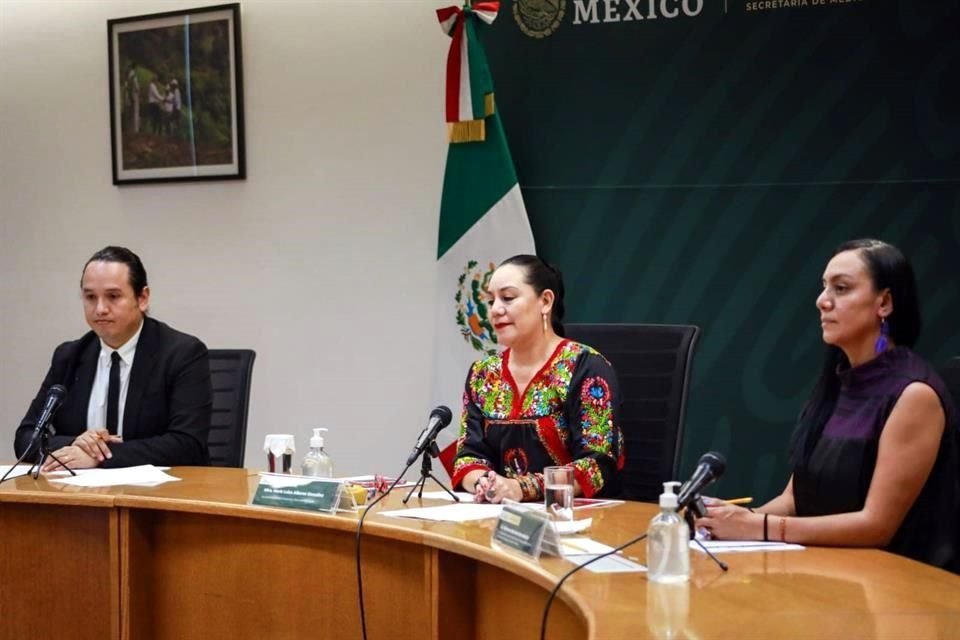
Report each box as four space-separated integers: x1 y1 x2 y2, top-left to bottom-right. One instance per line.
14 246 211 469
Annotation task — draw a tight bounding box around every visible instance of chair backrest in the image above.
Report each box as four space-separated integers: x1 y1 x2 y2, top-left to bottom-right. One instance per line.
565 323 700 502
939 356 960 414
207 349 256 468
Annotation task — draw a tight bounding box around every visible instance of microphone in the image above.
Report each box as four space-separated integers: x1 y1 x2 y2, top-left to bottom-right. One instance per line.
405 406 453 466
31 384 68 439
677 451 727 510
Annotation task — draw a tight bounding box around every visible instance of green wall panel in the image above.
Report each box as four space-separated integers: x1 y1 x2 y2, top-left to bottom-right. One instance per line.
483 0 960 497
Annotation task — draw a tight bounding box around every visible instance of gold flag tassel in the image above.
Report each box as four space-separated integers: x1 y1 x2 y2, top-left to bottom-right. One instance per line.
447 93 496 143
448 119 485 143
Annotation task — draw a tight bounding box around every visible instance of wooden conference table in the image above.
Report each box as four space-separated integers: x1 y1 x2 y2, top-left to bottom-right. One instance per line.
1 467 959 640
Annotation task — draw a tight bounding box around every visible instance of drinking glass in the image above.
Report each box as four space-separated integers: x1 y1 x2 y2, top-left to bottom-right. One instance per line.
264 434 295 473
543 465 574 521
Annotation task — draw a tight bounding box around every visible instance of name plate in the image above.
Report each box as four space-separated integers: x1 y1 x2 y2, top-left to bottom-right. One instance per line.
252 475 345 513
491 502 560 559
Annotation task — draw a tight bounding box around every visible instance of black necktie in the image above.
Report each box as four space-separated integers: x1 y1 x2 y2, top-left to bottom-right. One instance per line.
106 351 121 435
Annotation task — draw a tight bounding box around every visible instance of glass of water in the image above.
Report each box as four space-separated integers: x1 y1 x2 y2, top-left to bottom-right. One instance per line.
543 465 574 522
264 434 296 473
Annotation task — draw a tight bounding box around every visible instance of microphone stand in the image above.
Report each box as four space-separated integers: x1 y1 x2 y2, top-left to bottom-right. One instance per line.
684 500 728 572
26 424 76 481
402 442 459 504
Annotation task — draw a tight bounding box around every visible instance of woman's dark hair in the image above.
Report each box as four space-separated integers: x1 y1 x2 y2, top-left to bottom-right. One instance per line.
789 239 922 467
81 246 149 297
498 254 566 337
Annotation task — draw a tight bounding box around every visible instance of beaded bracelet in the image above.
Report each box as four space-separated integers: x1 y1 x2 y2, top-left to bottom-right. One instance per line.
516 473 542 501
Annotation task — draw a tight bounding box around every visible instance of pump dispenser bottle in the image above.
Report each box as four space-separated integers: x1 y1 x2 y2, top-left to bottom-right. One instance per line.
301 428 334 478
647 481 690 583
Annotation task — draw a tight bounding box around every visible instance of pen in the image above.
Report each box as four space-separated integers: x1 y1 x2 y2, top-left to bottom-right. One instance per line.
722 497 753 506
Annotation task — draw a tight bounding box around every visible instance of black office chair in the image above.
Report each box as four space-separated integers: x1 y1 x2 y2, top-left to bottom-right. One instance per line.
939 356 960 413
565 324 700 502
207 349 256 468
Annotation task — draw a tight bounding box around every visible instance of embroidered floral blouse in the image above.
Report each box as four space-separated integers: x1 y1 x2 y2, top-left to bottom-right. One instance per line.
451 339 624 500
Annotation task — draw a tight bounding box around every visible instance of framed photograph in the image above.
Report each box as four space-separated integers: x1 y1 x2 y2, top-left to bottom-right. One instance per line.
108 3 245 184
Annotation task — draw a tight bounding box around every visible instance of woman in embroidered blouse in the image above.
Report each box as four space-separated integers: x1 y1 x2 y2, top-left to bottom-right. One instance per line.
451 255 624 503
697 239 959 571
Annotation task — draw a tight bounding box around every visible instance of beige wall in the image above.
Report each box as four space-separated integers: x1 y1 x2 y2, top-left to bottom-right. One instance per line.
0 0 447 474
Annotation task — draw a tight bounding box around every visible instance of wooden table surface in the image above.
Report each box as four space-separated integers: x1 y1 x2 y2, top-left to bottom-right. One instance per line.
2 466 959 640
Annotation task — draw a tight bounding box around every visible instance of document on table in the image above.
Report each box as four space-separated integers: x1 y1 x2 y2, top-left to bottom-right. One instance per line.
559 537 646 572
46 465 181 487
416 491 624 512
417 490 476 502
382 499 595 535
691 539 805 553
555 518 592 535
380 503 504 522
559 536 615 556
0 465 32 480
565 552 647 573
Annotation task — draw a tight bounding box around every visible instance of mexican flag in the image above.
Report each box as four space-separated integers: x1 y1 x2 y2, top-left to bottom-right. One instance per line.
432 2 535 475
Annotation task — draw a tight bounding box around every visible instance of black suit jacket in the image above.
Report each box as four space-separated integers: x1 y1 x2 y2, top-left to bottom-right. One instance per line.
15 317 212 468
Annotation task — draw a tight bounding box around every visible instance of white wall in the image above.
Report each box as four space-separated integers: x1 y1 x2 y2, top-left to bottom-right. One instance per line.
0 0 447 475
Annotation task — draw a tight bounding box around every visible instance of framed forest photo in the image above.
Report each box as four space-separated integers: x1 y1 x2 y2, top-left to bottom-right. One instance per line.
108 4 245 184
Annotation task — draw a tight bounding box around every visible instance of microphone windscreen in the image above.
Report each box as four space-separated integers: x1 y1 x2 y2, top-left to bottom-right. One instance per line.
430 405 453 426
699 451 727 476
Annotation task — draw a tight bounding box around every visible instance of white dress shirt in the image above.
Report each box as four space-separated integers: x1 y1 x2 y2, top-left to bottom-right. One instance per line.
86 321 143 437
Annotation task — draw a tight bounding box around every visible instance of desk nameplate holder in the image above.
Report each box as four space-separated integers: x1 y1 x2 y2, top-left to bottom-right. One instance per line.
252 475 352 514
491 502 560 559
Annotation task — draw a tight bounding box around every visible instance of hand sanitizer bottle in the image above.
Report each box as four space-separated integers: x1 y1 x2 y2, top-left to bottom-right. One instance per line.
647 481 690 583
301 428 334 478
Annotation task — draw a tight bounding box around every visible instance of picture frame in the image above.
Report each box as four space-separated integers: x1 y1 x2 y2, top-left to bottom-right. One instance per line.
107 3 245 184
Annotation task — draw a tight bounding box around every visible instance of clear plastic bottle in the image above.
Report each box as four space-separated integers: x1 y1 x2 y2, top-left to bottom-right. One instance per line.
301 428 334 478
646 481 690 583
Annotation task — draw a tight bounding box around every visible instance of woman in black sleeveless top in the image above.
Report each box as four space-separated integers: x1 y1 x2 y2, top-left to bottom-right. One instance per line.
698 239 959 572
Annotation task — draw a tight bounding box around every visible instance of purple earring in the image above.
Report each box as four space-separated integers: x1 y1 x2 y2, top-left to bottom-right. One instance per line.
874 318 889 354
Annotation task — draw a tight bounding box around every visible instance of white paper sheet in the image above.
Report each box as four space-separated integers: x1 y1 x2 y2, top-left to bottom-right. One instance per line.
554 518 593 535
46 465 180 487
380 503 504 522
564 553 647 573
559 536 615 556
0 465 32 481
690 540 805 553
417 490 476 502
